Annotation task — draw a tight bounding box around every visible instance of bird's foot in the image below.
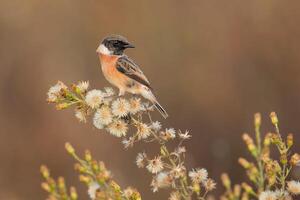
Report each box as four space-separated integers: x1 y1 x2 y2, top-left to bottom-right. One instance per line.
121 114 131 123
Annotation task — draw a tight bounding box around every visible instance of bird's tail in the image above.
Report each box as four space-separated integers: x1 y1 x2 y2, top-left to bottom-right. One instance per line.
154 101 168 119
140 86 168 118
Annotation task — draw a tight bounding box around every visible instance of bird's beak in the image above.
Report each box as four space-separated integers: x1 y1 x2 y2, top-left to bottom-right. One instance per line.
124 42 135 48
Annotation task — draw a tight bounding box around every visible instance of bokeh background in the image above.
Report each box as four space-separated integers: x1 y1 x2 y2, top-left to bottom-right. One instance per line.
1 0 300 199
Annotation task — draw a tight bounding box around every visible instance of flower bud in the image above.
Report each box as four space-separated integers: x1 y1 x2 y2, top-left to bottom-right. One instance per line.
242 133 257 156
241 182 254 195
254 113 261 128
241 192 249 200
58 177 66 191
221 173 231 189
160 145 168 157
56 103 69 110
287 133 293 148
110 181 121 193
74 163 86 173
40 165 50 179
192 182 201 195
79 175 91 185
263 133 272 146
267 174 276 186
274 161 281 172
41 182 51 192
65 142 75 155
270 112 278 125
238 158 251 169
70 187 78 200
85 150 92 162
280 153 288 165
91 161 100 172
234 184 241 197
270 133 281 145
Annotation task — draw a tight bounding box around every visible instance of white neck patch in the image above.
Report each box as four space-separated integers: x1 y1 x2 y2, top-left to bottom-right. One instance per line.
96 44 112 55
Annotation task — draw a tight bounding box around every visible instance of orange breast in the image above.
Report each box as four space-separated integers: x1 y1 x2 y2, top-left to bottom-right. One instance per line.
99 54 129 89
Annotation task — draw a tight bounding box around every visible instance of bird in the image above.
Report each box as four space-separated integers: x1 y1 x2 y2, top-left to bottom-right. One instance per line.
96 35 168 118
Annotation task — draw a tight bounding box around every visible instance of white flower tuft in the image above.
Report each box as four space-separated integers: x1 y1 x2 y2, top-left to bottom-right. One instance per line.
47 81 67 102
85 89 103 109
77 81 89 92
93 106 113 128
112 98 130 117
169 192 181 200
75 110 86 123
151 172 172 192
103 87 115 97
150 121 162 131
147 156 164 174
259 191 277 200
160 128 176 140
188 168 208 184
122 137 134 149
129 98 142 114
287 180 300 195
136 152 147 168
178 130 192 140
137 123 151 139
88 181 100 200
107 120 128 137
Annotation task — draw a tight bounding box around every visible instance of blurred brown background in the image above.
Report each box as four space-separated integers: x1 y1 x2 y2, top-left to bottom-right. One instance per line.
1 0 300 199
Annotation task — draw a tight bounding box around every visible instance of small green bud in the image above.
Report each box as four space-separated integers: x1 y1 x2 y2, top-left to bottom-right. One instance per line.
58 177 66 191
280 153 288 165
79 175 91 185
241 182 254 195
65 142 75 154
91 161 99 172
270 112 278 125
110 181 121 193
160 145 168 157
40 165 50 179
238 158 251 169
221 173 231 189
233 184 241 197
287 133 293 148
263 133 272 146
56 103 69 110
254 113 261 128
85 150 92 162
70 187 78 200
242 133 257 157
192 182 200 195
41 182 51 192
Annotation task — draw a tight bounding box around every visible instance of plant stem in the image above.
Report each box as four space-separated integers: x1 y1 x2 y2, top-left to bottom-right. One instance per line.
255 126 264 192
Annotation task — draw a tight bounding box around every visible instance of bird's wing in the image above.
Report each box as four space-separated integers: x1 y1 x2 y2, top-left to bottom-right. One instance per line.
116 55 152 89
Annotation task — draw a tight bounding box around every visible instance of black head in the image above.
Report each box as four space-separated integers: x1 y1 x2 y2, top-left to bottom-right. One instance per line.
97 35 135 55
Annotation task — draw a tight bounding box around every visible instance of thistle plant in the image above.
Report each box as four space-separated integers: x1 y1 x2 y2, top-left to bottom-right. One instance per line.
43 81 216 200
41 143 141 200
220 112 300 200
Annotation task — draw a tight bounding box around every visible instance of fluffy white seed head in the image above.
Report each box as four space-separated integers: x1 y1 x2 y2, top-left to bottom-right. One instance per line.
85 89 103 109
107 120 128 137
88 182 100 200
287 180 300 195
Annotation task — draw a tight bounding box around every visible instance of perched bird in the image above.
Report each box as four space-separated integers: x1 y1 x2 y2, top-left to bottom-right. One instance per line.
96 35 168 118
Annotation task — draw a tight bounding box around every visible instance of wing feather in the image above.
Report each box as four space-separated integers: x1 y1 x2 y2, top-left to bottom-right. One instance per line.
116 56 152 89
